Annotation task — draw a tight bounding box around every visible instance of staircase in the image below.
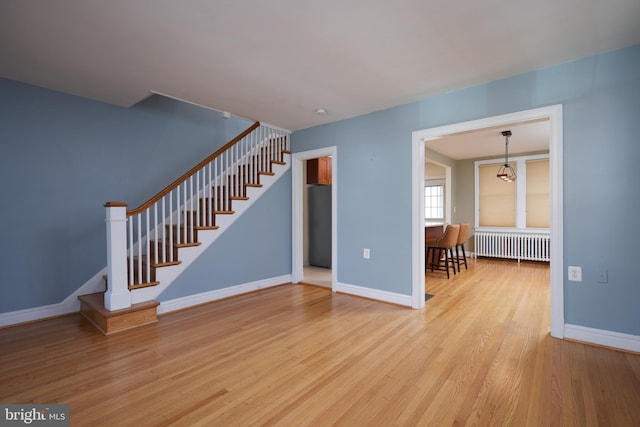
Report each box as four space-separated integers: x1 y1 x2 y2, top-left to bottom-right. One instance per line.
79 122 291 334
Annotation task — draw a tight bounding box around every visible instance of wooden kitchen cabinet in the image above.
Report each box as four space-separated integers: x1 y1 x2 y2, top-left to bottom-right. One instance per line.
307 157 332 185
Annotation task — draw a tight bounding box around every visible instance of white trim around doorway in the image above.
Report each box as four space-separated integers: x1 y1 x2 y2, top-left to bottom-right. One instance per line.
411 105 564 338
292 147 338 292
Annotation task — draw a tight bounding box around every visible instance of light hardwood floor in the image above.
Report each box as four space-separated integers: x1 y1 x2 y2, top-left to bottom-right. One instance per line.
302 265 332 288
1 259 639 426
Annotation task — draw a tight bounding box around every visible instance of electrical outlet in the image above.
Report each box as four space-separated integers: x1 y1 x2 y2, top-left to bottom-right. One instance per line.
363 248 370 259
568 266 582 282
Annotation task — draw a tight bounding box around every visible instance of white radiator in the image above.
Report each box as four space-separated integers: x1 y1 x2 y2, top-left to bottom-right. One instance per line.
474 230 550 262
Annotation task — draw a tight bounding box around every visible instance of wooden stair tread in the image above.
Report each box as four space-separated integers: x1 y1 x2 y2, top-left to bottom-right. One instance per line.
153 260 181 268
78 292 159 335
128 281 161 290
195 225 219 231
79 292 158 316
175 242 201 248
131 256 182 269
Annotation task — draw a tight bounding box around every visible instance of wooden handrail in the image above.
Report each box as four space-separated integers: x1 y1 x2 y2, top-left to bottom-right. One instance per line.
104 201 128 208
126 121 261 216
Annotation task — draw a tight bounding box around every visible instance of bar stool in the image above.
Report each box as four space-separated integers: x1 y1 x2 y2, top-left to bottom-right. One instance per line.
426 224 460 279
455 222 470 272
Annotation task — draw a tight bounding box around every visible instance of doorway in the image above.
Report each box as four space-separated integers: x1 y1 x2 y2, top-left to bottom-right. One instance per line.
292 147 337 291
423 159 451 299
412 105 564 338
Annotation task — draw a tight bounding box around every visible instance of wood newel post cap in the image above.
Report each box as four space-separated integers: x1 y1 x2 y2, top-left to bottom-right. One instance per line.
104 202 128 208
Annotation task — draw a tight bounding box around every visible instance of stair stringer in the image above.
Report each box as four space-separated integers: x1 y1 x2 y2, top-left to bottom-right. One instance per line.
130 154 290 305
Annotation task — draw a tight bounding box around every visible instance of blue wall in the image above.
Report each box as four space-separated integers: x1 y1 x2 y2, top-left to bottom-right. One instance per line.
0 79 271 312
292 45 640 336
159 170 292 301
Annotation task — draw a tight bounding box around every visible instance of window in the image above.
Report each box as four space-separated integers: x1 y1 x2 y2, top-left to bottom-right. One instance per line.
425 183 444 223
478 164 517 227
475 154 549 229
526 159 550 228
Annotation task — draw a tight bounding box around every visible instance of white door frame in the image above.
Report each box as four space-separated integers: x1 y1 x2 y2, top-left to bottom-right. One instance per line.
292 147 338 291
411 105 564 338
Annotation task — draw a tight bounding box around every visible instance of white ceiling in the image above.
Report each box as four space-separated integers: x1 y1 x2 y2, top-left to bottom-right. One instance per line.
1 1 639 131
426 118 550 161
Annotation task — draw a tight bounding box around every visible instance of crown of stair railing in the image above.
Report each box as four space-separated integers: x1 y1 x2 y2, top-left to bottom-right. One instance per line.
105 122 290 291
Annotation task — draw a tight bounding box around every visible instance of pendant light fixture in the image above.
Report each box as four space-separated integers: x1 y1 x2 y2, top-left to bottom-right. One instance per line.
497 130 516 182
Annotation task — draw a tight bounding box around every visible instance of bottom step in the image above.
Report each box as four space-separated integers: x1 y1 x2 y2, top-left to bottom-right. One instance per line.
78 292 159 335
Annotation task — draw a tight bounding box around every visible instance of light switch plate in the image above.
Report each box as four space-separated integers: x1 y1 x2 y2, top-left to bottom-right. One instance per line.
597 269 608 283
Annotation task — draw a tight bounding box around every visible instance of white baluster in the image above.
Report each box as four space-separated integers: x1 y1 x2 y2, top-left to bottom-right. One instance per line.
145 208 150 282
169 191 173 261
213 158 218 214
137 214 142 284
153 203 158 265
161 197 166 263
228 150 231 208
182 181 187 244
189 175 194 243
196 170 201 228
128 213 133 287
207 163 212 227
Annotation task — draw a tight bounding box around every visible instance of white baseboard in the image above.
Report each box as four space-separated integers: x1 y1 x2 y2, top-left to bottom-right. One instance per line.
158 275 292 314
0 302 68 328
335 282 412 307
564 323 640 353
0 273 289 328
0 267 107 328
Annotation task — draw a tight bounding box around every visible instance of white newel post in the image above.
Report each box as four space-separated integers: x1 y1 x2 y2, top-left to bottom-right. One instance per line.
104 202 131 311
